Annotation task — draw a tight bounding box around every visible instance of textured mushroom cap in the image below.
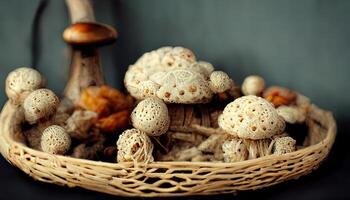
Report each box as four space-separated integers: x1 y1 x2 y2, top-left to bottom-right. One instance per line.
276 105 306 124
273 136 296 155
241 75 265 96
124 46 215 103
23 89 60 124
5 67 43 105
116 128 154 163
209 71 234 93
222 139 248 162
131 97 170 136
218 95 285 139
41 125 71 155
156 69 213 103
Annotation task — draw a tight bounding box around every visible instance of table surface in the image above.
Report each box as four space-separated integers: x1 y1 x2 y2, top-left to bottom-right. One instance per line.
0 121 349 200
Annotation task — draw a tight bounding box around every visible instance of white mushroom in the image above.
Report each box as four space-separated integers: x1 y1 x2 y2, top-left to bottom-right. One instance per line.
40 125 71 155
5 67 44 105
218 95 285 140
23 89 59 124
241 75 265 96
131 97 170 136
116 128 154 163
124 46 231 103
273 136 296 155
277 105 306 124
209 71 234 93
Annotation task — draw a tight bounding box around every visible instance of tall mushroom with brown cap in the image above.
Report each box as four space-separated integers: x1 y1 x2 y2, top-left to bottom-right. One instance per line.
219 95 291 162
5 67 44 105
124 46 235 103
23 89 60 124
63 0 118 103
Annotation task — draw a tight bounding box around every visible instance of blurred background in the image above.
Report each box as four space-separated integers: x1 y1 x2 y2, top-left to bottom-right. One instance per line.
0 0 349 199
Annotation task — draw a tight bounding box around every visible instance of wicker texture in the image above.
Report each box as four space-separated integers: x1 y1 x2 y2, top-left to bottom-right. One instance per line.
0 101 336 197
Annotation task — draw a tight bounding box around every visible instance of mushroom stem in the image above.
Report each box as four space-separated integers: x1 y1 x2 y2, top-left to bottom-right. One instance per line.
66 0 95 23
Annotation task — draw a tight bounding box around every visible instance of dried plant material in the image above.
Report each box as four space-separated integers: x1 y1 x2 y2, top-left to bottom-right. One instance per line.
99 85 133 112
219 95 286 140
52 112 70 126
78 86 111 117
241 75 265 96
277 105 306 124
41 125 71 155
72 136 106 160
116 129 154 163
23 120 51 150
97 110 130 132
66 110 98 140
131 97 170 136
103 146 118 158
244 139 271 159
198 134 225 161
272 136 296 155
222 139 248 162
5 67 44 105
57 98 75 115
263 86 297 107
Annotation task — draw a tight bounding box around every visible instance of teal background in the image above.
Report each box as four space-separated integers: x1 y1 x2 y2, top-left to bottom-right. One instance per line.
1 0 349 120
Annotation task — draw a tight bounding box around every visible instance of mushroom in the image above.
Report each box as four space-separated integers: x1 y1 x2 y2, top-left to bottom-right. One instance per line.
40 125 71 155
116 128 154 163
222 139 248 162
5 67 44 105
276 105 306 124
241 75 265 96
131 97 170 136
209 71 235 93
23 89 60 124
219 95 285 140
272 136 296 155
218 96 288 162
124 46 235 103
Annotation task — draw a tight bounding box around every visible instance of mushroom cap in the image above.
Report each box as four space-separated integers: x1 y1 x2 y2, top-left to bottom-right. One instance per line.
222 139 248 162
218 95 286 140
273 136 296 155
124 46 216 103
23 89 60 124
116 128 154 163
63 22 117 46
5 67 43 105
241 75 265 96
41 125 71 155
131 97 170 136
209 71 234 93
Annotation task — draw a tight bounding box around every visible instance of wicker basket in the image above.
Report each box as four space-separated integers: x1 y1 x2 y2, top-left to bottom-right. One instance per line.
0 0 337 197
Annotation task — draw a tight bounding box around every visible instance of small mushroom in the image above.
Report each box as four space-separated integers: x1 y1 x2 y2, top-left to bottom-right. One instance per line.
40 125 71 155
209 71 234 93
241 75 265 96
273 136 296 155
276 105 306 124
116 128 154 163
222 139 248 162
131 97 170 136
23 89 60 124
5 67 44 105
218 95 285 140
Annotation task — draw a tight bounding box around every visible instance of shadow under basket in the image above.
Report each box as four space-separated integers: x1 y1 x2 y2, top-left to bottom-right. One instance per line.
0 101 336 197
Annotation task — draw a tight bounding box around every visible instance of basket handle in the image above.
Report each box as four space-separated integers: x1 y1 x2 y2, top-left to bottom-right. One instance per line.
63 0 117 103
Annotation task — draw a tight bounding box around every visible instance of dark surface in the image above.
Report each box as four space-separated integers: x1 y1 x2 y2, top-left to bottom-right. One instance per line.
0 0 350 199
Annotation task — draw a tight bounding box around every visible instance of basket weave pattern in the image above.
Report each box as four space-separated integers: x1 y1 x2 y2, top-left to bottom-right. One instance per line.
0 102 336 197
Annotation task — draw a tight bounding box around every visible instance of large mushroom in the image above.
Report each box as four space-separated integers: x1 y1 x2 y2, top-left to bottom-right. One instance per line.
218 95 296 162
124 46 236 104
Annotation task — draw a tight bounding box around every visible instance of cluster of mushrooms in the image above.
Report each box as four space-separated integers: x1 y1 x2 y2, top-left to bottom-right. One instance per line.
5 46 311 164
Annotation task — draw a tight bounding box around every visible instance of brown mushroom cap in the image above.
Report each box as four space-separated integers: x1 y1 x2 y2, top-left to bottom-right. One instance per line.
63 22 117 46
218 95 286 140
